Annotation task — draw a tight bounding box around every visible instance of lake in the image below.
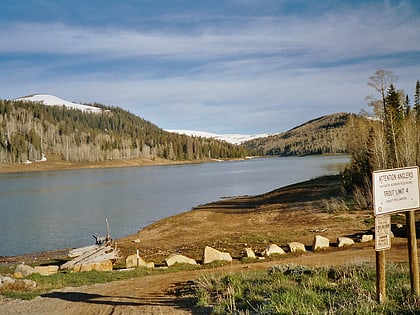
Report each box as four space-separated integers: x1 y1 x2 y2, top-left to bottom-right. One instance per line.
0 155 349 256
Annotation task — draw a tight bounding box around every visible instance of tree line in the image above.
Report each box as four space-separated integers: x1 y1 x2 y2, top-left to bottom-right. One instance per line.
344 70 420 208
244 113 352 156
0 100 251 164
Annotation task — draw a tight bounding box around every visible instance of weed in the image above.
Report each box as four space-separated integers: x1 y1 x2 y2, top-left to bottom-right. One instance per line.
191 263 420 314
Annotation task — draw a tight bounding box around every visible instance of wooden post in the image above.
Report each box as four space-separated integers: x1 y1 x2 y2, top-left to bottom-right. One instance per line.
406 210 420 296
376 250 386 303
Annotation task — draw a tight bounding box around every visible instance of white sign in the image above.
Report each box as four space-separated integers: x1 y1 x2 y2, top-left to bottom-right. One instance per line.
375 215 391 251
373 166 420 216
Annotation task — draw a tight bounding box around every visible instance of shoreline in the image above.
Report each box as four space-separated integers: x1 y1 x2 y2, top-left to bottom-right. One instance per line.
0 155 232 174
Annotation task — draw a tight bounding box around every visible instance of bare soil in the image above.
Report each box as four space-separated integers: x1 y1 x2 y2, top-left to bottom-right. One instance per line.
0 174 416 315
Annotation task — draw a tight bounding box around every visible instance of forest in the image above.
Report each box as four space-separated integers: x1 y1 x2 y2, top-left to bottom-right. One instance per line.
243 112 353 156
0 100 251 164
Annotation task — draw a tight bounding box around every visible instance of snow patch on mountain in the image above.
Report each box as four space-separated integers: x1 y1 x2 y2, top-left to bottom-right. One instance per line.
14 94 103 113
166 129 269 145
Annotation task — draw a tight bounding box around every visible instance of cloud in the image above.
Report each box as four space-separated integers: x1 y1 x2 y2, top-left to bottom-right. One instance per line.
0 1 419 133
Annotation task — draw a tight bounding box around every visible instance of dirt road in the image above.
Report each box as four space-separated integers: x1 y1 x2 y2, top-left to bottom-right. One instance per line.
0 241 412 315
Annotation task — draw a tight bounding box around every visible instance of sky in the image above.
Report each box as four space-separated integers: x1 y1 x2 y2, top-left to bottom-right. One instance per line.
0 0 419 134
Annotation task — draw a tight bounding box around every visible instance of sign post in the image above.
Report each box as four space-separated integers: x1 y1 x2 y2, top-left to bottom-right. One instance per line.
372 166 420 303
406 210 419 295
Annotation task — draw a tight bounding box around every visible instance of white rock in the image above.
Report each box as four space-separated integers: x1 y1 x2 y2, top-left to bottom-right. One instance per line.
262 244 285 257
126 254 150 268
361 234 374 243
245 248 256 259
0 276 16 286
288 242 306 253
165 254 197 267
14 264 35 277
337 237 354 248
34 265 59 276
22 279 37 288
203 246 232 264
312 235 330 251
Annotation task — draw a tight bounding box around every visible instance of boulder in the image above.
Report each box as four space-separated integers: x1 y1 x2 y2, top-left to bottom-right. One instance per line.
262 244 285 257
337 237 354 248
203 246 232 264
14 264 35 278
288 242 306 253
34 265 59 276
22 279 37 288
165 254 197 267
126 254 148 268
312 235 330 251
245 248 256 259
0 276 16 287
73 260 113 272
361 234 374 243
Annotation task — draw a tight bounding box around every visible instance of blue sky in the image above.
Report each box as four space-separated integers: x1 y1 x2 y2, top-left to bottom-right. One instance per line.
1 0 419 134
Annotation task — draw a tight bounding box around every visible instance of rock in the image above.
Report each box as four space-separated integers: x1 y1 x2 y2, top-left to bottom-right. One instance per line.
133 239 141 243
262 244 285 257
34 265 59 276
203 246 232 264
165 254 197 267
126 254 147 268
288 242 306 253
14 264 35 277
0 276 16 287
337 237 354 248
361 234 374 243
312 235 330 251
22 279 37 288
73 260 113 272
245 248 256 259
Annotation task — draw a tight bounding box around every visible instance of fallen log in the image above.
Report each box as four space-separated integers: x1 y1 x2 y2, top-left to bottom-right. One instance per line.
68 245 100 258
61 243 121 271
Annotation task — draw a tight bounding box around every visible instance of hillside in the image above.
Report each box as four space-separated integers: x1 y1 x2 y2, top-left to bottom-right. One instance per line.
0 97 250 164
244 112 354 156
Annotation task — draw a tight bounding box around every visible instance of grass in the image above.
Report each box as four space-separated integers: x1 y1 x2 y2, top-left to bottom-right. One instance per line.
192 263 420 314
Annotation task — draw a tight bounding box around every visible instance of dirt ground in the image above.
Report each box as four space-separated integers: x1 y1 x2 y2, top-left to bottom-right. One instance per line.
0 174 418 314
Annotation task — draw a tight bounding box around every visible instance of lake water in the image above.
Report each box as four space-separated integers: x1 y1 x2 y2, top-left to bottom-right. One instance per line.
0 155 349 256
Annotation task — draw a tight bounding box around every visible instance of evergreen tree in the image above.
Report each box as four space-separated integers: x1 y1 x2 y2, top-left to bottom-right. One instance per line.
415 80 420 117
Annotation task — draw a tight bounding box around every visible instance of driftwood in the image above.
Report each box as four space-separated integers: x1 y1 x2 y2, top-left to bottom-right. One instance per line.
68 245 100 258
61 218 120 271
61 242 121 270
92 218 112 245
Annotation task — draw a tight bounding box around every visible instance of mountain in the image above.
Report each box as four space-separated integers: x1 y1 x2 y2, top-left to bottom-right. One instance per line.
14 95 266 145
166 130 270 145
243 113 353 156
14 94 103 113
0 95 251 164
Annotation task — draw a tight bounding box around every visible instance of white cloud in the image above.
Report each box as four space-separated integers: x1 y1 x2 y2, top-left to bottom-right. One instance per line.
0 2 419 134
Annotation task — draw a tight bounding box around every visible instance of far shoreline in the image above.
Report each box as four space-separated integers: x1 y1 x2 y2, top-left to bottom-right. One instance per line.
0 155 243 174
0 154 348 175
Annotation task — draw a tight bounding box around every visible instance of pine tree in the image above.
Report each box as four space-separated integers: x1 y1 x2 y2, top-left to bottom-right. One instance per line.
414 80 420 117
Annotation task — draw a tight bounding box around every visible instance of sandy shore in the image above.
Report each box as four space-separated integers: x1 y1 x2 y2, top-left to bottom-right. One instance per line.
0 156 217 174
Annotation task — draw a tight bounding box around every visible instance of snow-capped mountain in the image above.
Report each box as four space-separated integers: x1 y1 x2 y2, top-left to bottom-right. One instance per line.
14 94 268 144
166 130 269 145
14 94 103 113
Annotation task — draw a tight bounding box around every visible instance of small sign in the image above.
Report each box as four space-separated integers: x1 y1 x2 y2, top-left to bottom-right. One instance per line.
375 215 391 251
373 166 420 216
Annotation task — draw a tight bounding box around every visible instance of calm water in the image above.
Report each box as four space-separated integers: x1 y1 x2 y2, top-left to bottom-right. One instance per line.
0 156 349 256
